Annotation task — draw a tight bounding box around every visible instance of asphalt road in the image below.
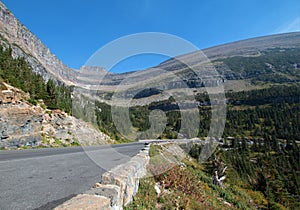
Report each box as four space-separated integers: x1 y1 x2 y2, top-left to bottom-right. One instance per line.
0 143 145 210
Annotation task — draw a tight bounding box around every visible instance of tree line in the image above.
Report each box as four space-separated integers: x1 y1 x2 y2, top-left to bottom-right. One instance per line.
0 46 72 113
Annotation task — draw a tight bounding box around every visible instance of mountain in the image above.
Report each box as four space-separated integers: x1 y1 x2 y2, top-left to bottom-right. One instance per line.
74 32 300 107
79 32 299 109
0 3 298 208
0 2 112 149
1 1 299 99
0 1 76 85
158 32 300 83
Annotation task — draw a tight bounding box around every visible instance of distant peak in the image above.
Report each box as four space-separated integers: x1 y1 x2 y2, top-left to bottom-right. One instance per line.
79 66 110 75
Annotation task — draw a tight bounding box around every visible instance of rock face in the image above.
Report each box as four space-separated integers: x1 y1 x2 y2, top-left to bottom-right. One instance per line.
0 82 112 148
0 104 43 148
41 109 113 146
0 83 42 148
0 1 76 85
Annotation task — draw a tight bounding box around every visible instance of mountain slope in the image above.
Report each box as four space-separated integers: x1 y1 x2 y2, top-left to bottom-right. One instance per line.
1 0 299 96
1 1 299 144
174 32 300 62
0 1 76 85
77 32 300 101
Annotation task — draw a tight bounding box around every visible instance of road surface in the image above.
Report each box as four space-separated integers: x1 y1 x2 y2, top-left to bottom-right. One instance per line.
0 143 145 210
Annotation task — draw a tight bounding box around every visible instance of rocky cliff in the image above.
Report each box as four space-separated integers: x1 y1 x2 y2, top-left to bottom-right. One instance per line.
0 104 43 148
0 82 43 148
0 1 76 85
0 2 114 148
41 109 113 147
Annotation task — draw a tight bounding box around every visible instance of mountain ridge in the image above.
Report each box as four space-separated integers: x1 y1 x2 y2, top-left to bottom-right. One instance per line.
1 0 300 88
0 1 76 85
0 1 299 104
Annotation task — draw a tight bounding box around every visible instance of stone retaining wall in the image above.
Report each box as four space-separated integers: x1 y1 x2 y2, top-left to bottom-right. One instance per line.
54 144 150 210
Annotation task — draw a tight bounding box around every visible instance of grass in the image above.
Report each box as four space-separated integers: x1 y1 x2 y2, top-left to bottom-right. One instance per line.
71 140 80 146
1 135 82 150
41 135 81 148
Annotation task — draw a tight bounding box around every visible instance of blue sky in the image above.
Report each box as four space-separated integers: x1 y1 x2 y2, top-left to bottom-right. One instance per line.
2 0 300 73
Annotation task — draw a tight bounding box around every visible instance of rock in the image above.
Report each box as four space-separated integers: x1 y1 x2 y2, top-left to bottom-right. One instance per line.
94 183 102 188
154 183 161 197
86 184 121 208
223 201 232 207
0 83 28 104
0 82 112 149
101 172 127 206
53 194 111 210
41 109 113 146
0 93 43 148
100 145 150 207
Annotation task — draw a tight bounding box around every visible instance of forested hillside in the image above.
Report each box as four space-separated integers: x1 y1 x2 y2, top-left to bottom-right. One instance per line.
219 48 300 84
0 46 72 113
186 134 300 209
93 84 300 142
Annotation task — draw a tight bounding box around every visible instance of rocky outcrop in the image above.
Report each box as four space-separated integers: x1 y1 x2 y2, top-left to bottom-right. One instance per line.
0 2 113 148
41 109 113 146
0 82 112 148
0 1 76 85
0 104 43 148
0 83 42 148
0 82 29 104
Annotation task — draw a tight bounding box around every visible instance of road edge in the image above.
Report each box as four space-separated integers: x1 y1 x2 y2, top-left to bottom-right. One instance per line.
54 144 150 210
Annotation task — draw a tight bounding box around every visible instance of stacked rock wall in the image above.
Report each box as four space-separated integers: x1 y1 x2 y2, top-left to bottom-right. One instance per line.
55 145 150 210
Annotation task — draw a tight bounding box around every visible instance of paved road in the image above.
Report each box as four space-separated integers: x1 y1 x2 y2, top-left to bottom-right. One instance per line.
0 143 145 210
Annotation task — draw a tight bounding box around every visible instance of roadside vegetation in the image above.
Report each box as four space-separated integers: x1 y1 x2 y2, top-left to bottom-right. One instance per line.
126 141 299 209
40 134 80 148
